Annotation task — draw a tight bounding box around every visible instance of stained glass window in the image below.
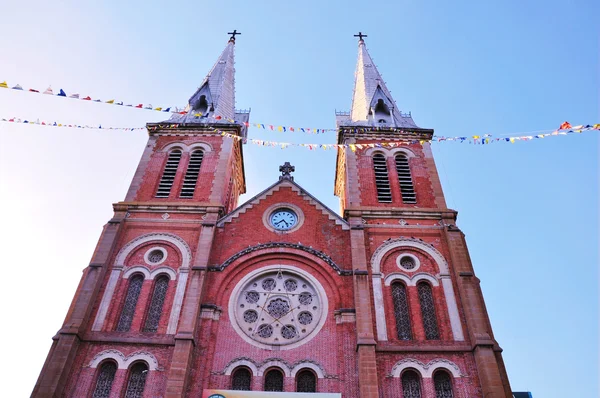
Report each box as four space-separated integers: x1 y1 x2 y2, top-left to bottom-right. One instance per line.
264 368 284 392
395 154 416 203
231 367 252 391
143 275 169 332
91 361 117 398
401 370 422 398
417 282 440 340
296 369 317 392
124 362 148 398
391 282 412 340
373 154 392 202
434 371 454 398
116 274 144 332
156 149 182 198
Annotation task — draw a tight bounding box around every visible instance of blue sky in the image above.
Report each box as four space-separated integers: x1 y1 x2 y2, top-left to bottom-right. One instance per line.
0 1 597 397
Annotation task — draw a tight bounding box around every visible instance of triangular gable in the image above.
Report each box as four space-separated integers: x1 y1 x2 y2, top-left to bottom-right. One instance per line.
217 179 350 230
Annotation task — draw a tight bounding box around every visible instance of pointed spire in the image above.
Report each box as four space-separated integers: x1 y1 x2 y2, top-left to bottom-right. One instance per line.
167 34 238 123
348 34 418 128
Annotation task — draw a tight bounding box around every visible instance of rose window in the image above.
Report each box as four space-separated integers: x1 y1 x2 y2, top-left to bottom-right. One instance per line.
230 267 327 349
400 256 416 270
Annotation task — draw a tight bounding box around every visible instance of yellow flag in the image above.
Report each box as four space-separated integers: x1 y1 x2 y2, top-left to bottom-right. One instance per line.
154 107 162 111
105 99 114 104
0 81 7 88
277 126 283 132
349 144 357 152
510 138 515 143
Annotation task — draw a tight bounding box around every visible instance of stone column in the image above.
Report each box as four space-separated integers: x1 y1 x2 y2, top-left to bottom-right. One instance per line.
348 214 380 398
442 224 513 397
165 209 220 397
32 215 125 397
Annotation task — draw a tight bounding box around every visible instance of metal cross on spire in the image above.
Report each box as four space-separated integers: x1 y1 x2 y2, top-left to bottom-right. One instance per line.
354 31 367 41
228 29 241 41
279 162 295 181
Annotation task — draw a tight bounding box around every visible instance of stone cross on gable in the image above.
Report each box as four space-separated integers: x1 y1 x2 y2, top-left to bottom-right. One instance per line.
279 162 295 181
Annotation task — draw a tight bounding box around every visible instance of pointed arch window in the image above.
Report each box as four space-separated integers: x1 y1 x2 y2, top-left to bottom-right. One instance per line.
156 149 182 198
391 282 412 340
180 150 204 198
296 369 317 392
434 371 454 398
116 274 144 332
395 154 416 203
264 368 284 392
124 362 148 398
401 370 422 398
231 367 252 391
373 154 392 202
91 361 117 398
143 275 169 332
417 282 440 340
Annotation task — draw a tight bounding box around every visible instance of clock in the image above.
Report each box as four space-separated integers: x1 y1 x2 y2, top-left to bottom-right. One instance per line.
269 208 298 231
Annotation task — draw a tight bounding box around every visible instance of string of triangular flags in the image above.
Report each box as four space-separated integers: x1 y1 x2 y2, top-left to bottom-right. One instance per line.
0 80 333 134
2 116 597 148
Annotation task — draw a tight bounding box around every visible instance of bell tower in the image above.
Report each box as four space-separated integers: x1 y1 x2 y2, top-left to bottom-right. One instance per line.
32 33 249 397
335 35 514 397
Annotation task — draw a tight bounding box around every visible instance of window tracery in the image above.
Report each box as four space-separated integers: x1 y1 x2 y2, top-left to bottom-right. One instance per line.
143 275 169 332
231 367 252 391
91 361 117 398
264 368 284 391
116 274 144 332
124 362 148 398
401 370 422 398
391 282 412 340
296 369 317 392
434 371 454 398
418 282 440 340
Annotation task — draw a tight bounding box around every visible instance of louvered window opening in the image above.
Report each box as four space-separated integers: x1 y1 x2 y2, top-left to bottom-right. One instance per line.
392 282 412 340
395 155 416 203
373 154 392 202
156 150 182 198
231 367 252 391
124 362 148 398
180 150 204 198
296 370 317 392
418 282 440 340
264 369 284 392
143 275 169 332
401 370 422 398
116 274 144 332
434 371 454 398
91 361 117 398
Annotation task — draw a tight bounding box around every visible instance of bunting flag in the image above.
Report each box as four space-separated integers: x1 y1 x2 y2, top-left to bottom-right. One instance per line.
0 79 336 133
2 116 597 148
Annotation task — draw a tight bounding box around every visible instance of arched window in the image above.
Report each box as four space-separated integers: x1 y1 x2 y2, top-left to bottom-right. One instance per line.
231 367 252 390
156 149 182 198
401 370 422 398
116 274 144 332
143 275 169 332
91 361 117 398
373 154 392 202
124 362 148 398
296 369 317 392
391 282 412 340
180 149 204 198
264 368 284 392
194 95 209 115
434 371 454 398
417 282 440 340
395 154 416 203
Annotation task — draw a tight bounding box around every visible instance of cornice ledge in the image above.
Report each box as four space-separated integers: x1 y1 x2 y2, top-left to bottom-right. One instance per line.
114 202 223 214
344 207 457 220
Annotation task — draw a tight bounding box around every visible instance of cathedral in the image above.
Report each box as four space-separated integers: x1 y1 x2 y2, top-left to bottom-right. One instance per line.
33 33 513 398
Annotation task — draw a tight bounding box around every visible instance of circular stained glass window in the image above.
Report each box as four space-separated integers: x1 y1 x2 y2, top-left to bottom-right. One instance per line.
230 267 327 350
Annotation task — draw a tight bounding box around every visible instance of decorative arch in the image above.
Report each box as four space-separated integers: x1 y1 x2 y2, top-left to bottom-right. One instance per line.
224 359 259 376
384 272 439 287
290 362 325 379
161 141 213 153
371 237 448 275
365 147 416 158
92 233 192 334
88 349 160 371
390 358 462 378
371 237 464 342
258 359 292 377
123 266 177 281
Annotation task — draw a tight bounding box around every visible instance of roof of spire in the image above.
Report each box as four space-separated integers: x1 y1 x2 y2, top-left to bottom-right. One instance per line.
339 38 418 128
166 38 245 127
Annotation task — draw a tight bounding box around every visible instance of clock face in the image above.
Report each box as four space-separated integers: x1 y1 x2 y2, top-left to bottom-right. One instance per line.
270 209 298 231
